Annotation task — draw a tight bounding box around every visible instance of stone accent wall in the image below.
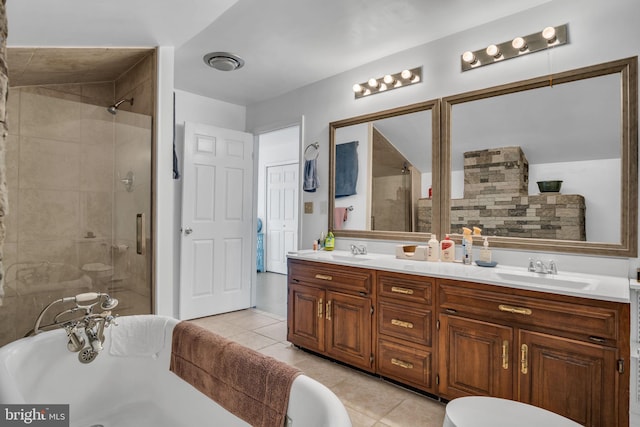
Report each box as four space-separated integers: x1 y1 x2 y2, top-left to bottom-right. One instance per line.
464 146 528 198
0 0 7 290
417 146 586 241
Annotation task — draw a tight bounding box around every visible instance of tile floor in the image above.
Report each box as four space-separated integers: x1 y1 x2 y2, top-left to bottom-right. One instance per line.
191 272 446 427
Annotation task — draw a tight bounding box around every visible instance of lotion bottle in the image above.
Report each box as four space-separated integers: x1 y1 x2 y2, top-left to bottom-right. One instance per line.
427 234 439 261
479 236 492 263
324 231 335 251
440 234 455 262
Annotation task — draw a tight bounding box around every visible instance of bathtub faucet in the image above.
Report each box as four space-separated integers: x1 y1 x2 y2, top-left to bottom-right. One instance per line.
28 292 119 362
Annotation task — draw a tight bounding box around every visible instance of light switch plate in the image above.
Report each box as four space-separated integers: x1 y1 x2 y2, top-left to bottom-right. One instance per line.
304 202 313 214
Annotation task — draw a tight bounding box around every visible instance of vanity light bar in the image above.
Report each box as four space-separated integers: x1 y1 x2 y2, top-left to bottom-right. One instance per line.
353 67 422 99
461 24 568 72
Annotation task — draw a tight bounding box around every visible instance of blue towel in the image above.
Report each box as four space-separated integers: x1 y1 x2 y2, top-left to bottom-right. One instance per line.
335 141 358 198
303 158 319 192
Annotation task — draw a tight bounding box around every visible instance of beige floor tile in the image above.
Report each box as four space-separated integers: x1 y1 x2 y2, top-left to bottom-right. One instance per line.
345 406 378 427
258 342 315 365
379 393 446 427
293 357 362 389
227 330 277 351
190 318 247 338
253 321 287 342
230 312 282 330
330 373 408 420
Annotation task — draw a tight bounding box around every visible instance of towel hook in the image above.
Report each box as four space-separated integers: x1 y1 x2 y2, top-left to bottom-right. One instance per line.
304 142 319 160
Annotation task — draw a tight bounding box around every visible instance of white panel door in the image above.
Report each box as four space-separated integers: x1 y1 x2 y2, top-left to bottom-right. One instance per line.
180 122 253 320
266 163 298 274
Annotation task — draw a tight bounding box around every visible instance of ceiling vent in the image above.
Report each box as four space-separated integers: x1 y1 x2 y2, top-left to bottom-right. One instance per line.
203 52 245 71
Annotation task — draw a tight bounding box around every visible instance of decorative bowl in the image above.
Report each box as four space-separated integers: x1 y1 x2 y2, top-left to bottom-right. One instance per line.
537 180 563 193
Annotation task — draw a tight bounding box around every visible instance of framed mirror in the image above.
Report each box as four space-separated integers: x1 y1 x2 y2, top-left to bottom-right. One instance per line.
329 100 441 241
442 57 637 256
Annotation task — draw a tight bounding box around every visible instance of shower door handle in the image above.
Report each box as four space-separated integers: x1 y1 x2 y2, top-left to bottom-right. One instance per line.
136 213 146 255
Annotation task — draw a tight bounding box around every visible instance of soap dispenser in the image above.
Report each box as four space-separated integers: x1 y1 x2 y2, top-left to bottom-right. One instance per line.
479 236 492 263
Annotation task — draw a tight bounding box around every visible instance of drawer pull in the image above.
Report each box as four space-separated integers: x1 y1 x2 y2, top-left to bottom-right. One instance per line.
391 286 414 295
317 298 323 318
391 358 414 369
499 304 532 316
315 274 333 281
502 340 509 370
588 336 606 343
391 319 414 329
521 344 528 374
326 300 332 321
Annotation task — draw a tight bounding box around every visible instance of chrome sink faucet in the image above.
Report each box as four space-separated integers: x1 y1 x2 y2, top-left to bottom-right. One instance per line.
350 244 367 255
528 258 558 274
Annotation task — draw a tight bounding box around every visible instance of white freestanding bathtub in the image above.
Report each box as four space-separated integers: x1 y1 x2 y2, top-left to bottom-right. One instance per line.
0 315 352 427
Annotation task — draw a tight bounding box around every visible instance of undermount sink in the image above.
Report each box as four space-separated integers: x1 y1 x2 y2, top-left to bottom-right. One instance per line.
494 270 597 290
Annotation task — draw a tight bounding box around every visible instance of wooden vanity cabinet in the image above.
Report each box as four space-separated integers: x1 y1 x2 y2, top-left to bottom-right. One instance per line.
376 272 436 393
437 279 629 427
287 259 375 371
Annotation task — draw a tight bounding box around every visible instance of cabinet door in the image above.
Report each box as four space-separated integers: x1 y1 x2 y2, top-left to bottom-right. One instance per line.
287 284 325 352
325 290 373 371
438 314 513 399
518 330 618 427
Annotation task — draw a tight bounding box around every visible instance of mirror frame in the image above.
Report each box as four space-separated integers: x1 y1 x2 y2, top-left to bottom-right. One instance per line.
441 57 638 257
329 99 441 241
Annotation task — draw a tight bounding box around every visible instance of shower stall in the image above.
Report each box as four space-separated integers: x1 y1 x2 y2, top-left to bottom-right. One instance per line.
0 84 153 346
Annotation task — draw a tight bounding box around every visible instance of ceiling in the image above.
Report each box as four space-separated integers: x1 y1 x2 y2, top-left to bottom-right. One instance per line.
7 0 551 106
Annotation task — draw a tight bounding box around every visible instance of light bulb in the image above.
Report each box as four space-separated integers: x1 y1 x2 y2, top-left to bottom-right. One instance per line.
486 44 501 58
462 51 477 64
368 78 379 88
383 74 395 85
379 83 387 91
400 69 412 80
512 37 527 51
542 26 557 43
352 83 363 93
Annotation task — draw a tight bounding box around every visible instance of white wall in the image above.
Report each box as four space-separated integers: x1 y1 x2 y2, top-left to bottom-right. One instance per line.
245 0 640 278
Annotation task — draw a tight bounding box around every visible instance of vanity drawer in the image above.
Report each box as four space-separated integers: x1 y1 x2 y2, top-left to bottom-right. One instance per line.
438 280 620 343
378 301 432 346
378 272 433 305
288 259 372 295
377 339 433 390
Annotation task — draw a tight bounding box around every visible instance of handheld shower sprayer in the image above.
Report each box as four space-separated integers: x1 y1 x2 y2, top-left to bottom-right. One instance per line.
107 97 134 114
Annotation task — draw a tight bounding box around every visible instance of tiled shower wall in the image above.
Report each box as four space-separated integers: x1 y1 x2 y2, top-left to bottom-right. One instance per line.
0 51 154 345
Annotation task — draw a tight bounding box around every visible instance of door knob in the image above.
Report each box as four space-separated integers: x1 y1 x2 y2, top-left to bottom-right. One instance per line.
184 227 193 235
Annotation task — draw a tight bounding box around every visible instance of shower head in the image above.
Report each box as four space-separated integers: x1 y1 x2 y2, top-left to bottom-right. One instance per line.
107 98 134 115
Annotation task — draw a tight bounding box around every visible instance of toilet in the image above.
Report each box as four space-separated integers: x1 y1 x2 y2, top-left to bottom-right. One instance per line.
443 396 581 427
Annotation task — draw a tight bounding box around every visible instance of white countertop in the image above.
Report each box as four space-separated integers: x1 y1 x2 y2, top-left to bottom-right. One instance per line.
287 250 630 303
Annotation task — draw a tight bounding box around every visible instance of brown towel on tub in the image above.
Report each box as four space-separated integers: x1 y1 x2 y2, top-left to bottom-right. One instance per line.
170 321 301 427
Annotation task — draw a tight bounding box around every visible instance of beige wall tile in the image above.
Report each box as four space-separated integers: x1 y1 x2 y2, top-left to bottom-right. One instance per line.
18 189 80 241
21 85 82 102
81 82 114 106
80 191 112 239
7 87 19 135
114 190 136 241
80 143 113 191
19 136 80 190
81 104 114 145
17 239 78 265
115 53 153 101
6 134 18 190
20 92 83 142
4 184 17 244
